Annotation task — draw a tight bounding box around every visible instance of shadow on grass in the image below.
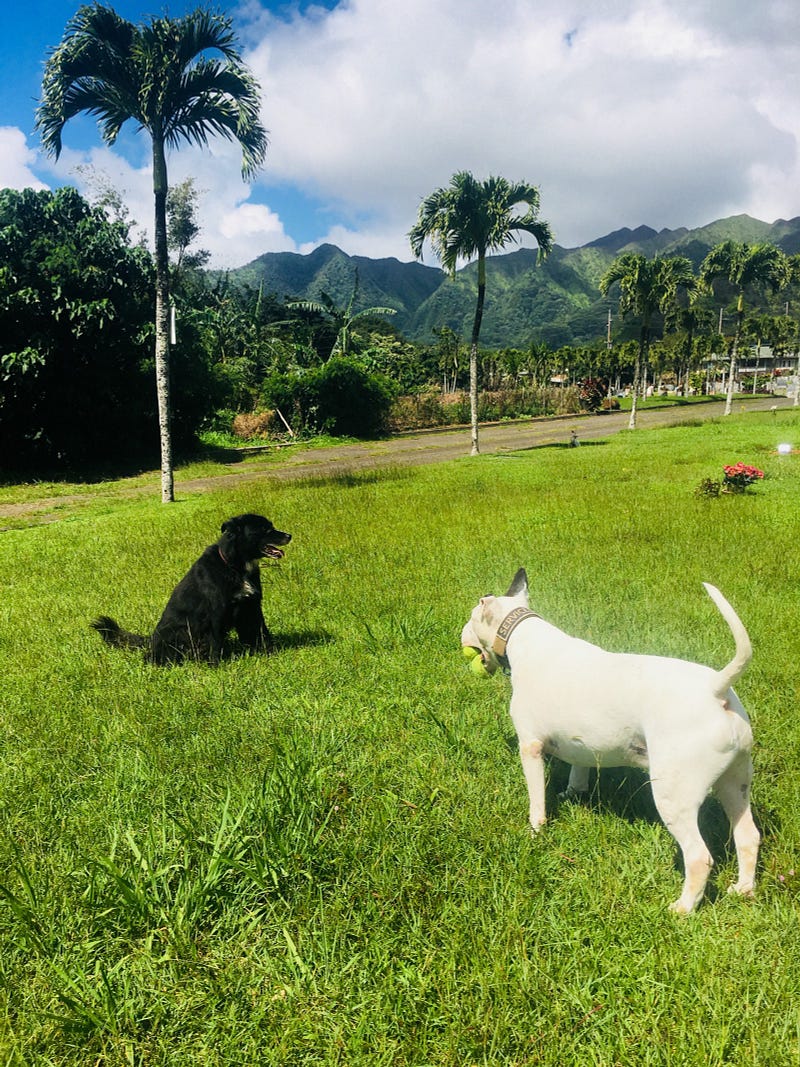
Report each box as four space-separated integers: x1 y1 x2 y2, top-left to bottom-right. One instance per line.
494 440 609 460
294 466 414 490
225 629 334 659
195 442 250 465
271 629 335 652
503 742 771 895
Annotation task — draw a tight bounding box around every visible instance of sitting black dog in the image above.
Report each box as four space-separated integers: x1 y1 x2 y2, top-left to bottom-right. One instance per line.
92 513 291 664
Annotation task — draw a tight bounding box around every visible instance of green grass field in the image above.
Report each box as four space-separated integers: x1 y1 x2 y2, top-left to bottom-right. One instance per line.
1 409 799 1065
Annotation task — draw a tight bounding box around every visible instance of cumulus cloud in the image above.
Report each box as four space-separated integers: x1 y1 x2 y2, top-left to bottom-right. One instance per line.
0 128 48 192
7 0 800 268
31 134 296 268
243 0 800 259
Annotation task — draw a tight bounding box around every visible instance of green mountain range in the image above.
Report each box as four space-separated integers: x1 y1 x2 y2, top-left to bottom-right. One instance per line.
229 214 800 349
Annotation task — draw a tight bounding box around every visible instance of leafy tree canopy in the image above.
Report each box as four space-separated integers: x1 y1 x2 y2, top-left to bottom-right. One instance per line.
0 186 154 471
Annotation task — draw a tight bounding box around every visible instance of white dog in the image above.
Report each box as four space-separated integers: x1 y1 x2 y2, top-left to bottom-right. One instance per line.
461 569 759 913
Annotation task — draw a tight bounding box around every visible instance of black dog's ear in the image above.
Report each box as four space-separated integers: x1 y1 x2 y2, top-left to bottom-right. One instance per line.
221 515 243 535
505 568 528 598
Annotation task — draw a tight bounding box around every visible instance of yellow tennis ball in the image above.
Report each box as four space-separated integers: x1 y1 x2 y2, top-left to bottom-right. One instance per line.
469 653 490 677
462 645 480 660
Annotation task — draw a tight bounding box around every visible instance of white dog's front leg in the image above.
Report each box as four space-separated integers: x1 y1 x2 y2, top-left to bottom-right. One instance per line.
518 739 547 831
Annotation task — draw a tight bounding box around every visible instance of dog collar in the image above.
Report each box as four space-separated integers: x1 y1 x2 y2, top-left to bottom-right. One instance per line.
492 607 540 663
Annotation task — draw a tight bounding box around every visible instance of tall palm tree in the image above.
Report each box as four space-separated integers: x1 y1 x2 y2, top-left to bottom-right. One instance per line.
287 268 396 360
699 241 790 416
600 253 696 428
409 171 552 455
36 5 267 501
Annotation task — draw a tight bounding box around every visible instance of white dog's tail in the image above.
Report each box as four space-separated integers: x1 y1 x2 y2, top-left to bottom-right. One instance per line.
703 583 752 699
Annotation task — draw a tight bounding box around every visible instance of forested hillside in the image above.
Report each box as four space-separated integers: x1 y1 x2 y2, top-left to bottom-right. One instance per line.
229 214 800 347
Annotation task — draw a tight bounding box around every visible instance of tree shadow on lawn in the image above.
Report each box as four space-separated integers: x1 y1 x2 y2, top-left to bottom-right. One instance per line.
498 439 608 458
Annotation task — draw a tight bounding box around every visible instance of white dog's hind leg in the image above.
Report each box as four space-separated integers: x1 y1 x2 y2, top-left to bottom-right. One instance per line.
713 757 760 898
650 777 714 914
566 764 591 795
518 738 547 831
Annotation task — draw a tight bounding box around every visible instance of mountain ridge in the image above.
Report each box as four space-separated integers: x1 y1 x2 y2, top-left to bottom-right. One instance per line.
227 214 800 348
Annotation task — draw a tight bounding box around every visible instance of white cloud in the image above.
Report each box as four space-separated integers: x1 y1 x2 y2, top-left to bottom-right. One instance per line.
7 0 800 268
218 202 297 261
243 0 800 258
32 135 294 268
0 128 48 192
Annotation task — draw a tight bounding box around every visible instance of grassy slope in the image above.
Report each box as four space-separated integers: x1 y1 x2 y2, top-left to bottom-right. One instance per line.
1 410 799 1064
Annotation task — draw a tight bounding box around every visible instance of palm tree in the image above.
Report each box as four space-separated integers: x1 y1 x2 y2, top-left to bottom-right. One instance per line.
699 241 790 416
599 253 696 428
409 171 552 455
287 268 396 360
36 5 267 501
663 297 717 395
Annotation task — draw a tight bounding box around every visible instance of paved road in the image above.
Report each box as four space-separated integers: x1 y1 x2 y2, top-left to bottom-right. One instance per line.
1 396 795 525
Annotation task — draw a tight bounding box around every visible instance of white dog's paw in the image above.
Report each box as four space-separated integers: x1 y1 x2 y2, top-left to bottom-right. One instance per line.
726 882 755 898
557 785 588 802
528 816 547 835
668 899 695 916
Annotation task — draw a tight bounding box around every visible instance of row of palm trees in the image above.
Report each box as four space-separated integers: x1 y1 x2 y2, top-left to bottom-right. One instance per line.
409 172 796 445
599 243 792 429
34 4 797 491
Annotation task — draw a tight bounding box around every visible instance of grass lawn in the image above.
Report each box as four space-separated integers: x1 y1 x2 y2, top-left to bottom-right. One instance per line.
1 408 799 1064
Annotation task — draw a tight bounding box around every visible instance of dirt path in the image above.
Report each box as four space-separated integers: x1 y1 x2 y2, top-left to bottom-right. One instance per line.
1 397 793 527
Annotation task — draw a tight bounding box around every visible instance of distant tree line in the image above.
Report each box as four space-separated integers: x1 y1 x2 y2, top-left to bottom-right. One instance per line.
2 182 800 475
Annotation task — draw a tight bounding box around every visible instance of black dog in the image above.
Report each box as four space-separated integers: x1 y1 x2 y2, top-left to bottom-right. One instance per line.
92 514 291 664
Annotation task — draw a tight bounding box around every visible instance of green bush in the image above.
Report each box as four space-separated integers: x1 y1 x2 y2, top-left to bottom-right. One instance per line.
263 357 398 438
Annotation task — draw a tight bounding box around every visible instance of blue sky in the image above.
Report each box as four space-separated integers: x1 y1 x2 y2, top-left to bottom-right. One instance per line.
1 1 798 269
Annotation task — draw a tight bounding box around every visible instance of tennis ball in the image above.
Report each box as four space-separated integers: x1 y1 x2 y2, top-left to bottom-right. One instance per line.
469 653 490 677
462 645 480 660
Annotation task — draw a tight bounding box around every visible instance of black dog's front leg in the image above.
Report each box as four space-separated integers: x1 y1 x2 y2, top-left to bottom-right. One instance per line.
233 600 272 652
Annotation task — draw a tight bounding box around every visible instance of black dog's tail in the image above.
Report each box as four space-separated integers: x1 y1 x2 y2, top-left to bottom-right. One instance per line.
91 615 148 650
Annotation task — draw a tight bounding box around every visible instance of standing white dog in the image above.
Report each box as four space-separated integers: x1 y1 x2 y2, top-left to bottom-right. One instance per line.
461 569 759 913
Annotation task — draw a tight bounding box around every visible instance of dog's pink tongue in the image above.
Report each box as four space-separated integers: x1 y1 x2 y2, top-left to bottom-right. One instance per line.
265 547 284 559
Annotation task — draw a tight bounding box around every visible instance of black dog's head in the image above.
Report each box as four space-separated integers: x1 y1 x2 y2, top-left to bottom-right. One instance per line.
219 514 292 567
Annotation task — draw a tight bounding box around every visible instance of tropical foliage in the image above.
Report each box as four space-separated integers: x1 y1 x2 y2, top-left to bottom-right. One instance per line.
409 172 553 454
0 187 154 470
36 4 267 500
699 241 791 414
3 158 800 472
600 253 696 427
287 268 396 360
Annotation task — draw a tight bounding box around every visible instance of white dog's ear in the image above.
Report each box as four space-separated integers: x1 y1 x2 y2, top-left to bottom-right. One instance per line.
505 567 528 600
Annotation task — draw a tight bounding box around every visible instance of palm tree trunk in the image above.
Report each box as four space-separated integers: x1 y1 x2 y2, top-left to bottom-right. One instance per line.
469 254 487 455
152 135 174 502
629 329 646 429
724 296 744 417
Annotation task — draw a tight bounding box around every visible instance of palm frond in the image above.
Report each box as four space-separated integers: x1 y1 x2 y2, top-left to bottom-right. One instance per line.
409 171 551 276
37 5 267 179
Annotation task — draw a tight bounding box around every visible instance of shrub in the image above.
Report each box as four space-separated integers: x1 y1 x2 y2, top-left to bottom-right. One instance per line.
263 357 398 438
578 377 608 412
695 477 722 498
